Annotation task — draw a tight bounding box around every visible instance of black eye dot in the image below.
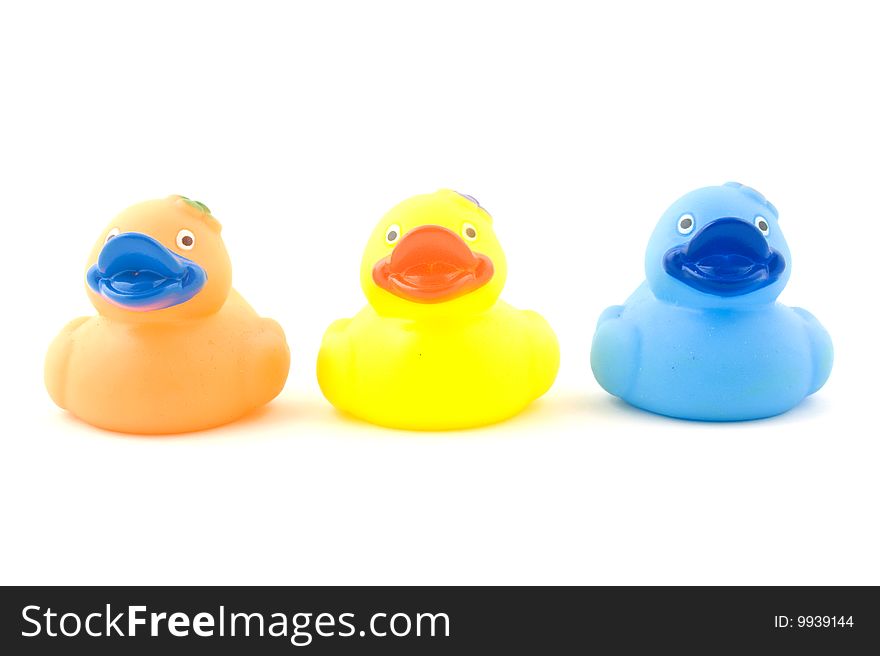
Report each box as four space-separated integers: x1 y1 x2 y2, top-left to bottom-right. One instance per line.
181 235 194 247
758 220 769 232
387 230 398 242
465 227 477 239
680 217 693 230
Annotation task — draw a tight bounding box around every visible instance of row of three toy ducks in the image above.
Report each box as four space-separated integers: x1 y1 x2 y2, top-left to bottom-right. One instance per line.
45 184 833 434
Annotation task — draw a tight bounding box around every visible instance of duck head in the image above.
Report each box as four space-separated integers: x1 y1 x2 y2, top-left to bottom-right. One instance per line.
361 190 507 319
645 182 791 309
85 196 232 322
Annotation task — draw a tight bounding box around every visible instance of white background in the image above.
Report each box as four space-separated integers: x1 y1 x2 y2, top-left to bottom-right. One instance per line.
1 1 878 585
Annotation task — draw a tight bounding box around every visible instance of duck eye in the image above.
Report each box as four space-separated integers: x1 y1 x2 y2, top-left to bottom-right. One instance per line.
385 224 401 245
176 229 196 251
677 213 695 235
755 216 770 236
105 227 120 244
462 222 478 242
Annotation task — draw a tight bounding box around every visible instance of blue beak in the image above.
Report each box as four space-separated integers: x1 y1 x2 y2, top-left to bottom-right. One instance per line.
663 218 785 296
86 232 207 311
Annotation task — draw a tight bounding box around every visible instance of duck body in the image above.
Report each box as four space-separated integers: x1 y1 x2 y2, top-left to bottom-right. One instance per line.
319 301 558 430
591 183 832 421
45 196 290 434
47 291 289 434
592 283 832 421
318 189 559 430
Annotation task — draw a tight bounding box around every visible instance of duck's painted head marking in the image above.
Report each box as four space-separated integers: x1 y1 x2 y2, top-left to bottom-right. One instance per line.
86 196 232 321
646 183 791 308
361 190 507 319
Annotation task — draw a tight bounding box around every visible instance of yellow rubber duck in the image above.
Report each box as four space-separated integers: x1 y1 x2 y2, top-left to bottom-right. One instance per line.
318 189 559 429
45 196 290 434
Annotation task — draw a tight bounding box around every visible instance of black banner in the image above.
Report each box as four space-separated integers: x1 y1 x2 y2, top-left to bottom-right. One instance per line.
1 586 877 654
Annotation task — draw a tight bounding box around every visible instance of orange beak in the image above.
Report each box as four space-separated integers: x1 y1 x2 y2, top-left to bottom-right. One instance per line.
372 225 494 303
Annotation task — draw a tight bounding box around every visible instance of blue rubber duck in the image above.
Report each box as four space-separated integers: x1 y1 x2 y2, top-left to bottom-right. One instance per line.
591 182 833 421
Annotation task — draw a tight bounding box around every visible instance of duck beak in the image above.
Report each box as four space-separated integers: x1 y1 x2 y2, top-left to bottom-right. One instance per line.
664 218 785 296
372 225 494 303
86 232 207 310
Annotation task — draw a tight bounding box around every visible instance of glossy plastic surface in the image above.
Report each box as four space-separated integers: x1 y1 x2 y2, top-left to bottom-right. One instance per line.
86 232 207 310
318 189 559 430
45 196 290 434
372 224 494 302
590 182 833 421
663 217 785 296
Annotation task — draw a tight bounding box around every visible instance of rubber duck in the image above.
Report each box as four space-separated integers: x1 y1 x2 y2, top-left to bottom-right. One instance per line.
591 182 833 421
318 189 559 429
45 196 290 434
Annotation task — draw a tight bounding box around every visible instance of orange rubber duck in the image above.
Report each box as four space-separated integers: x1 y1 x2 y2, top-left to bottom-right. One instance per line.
45 196 290 434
